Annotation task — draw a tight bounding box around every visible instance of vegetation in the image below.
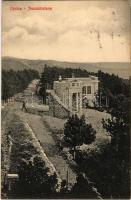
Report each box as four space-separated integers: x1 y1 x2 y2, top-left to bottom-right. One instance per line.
2 69 39 101
101 94 130 198
39 65 95 102
2 64 129 198
98 70 129 97
96 70 129 109
39 65 130 198
3 114 61 199
75 93 130 198
64 114 96 151
71 173 102 199
16 156 58 198
39 66 129 108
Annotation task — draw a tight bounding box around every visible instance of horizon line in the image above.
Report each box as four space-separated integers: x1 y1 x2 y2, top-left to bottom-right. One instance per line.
2 56 130 63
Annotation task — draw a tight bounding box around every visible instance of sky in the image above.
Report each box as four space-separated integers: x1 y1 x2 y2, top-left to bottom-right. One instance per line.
2 1 131 62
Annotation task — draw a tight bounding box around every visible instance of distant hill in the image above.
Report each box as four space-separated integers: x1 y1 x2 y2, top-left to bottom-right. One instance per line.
2 56 130 79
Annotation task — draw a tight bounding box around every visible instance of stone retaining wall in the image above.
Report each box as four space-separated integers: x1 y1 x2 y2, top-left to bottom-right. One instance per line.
48 90 73 119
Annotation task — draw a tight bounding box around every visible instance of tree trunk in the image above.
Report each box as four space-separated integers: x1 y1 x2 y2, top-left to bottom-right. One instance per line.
73 146 76 160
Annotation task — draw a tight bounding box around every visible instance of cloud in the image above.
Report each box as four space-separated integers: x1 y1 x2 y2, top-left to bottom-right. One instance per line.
2 1 130 62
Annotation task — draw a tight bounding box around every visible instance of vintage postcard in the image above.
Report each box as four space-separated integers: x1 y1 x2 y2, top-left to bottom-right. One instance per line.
1 0 130 199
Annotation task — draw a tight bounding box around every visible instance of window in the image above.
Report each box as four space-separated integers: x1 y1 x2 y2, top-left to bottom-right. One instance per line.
87 86 91 94
72 83 75 86
72 93 77 111
82 86 86 94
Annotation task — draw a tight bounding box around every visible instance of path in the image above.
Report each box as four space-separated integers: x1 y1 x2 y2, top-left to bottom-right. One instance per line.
19 111 76 186
2 80 76 186
2 79 110 188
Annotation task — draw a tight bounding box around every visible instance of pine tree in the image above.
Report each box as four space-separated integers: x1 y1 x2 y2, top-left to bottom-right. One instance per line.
101 94 130 198
64 114 96 151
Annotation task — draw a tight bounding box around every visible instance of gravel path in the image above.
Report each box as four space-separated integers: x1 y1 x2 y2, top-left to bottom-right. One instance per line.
2 79 111 189
20 111 76 186
16 80 76 186
2 80 77 187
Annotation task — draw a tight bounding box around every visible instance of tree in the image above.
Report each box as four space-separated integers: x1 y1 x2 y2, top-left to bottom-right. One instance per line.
74 93 130 199
64 114 96 152
102 94 129 154
16 156 58 198
39 66 95 103
2 69 39 101
97 70 129 110
71 173 102 199
101 94 130 198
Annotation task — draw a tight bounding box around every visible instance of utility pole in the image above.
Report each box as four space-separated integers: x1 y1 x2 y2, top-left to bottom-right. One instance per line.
99 92 102 107
106 97 108 107
66 167 69 191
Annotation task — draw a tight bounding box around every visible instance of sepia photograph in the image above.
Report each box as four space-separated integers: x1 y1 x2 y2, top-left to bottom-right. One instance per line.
1 0 131 199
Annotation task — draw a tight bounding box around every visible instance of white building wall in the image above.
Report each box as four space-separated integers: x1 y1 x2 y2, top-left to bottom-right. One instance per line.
53 76 99 112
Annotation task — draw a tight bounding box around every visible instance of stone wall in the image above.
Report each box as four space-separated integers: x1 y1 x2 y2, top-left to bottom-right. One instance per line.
47 90 73 119
53 81 69 100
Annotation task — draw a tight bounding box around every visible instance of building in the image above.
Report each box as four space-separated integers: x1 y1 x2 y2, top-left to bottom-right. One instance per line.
47 75 99 117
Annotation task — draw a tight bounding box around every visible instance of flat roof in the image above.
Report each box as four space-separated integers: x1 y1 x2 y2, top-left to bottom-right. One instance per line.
54 76 99 83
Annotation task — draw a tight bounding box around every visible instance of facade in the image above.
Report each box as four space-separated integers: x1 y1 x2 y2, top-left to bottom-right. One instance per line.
52 75 99 114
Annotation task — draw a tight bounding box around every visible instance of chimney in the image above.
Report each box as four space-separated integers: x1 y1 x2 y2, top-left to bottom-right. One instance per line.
59 75 62 82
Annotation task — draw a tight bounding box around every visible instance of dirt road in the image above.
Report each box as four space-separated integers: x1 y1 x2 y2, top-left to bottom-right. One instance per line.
2 80 77 187
2 79 111 189
20 111 76 186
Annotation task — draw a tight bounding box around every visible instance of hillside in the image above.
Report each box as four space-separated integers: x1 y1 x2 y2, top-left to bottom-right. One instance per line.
2 56 130 79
